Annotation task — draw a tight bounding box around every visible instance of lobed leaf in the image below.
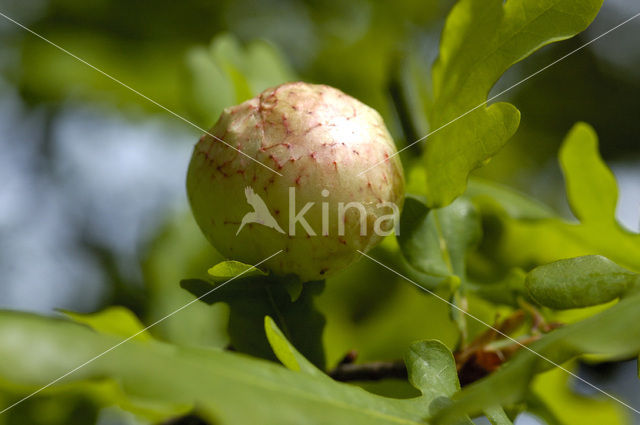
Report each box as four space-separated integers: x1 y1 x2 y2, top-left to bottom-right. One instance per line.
423 0 603 207
559 123 618 224
423 104 520 208
0 311 434 425
478 123 640 273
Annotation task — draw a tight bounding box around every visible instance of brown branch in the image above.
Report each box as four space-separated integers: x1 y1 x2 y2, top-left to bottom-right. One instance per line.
328 361 408 382
328 308 563 385
160 414 209 425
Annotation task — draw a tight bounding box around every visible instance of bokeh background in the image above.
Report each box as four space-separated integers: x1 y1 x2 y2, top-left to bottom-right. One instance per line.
0 0 638 424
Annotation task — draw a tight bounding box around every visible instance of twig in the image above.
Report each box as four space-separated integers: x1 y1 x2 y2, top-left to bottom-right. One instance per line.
328 361 407 382
160 414 209 425
335 349 359 366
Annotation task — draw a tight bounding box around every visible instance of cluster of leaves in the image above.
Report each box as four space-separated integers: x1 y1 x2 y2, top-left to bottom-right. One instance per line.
3 0 640 424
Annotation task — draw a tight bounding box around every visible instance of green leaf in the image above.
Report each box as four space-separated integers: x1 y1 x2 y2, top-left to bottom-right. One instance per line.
0 311 437 425
185 45 234 124
404 341 473 424
560 123 618 224
424 0 603 207
423 104 520 208
59 306 151 341
432 0 603 115
208 260 268 281
264 316 325 378
184 34 295 126
180 276 326 368
466 178 554 220
209 34 254 102
433 290 640 423
479 123 640 273
398 196 481 280
405 341 459 401
526 255 640 309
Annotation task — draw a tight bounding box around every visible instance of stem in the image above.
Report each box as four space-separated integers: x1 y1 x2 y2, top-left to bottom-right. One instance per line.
432 209 468 347
431 210 453 272
453 288 469 348
329 361 408 382
161 414 208 425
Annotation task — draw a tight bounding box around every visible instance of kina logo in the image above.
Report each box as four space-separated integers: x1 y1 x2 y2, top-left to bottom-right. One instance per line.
235 186 400 238
236 187 286 235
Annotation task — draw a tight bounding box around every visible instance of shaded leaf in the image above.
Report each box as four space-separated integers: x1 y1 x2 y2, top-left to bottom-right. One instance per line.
180 275 326 368
424 0 603 207
398 196 481 281
526 255 639 309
